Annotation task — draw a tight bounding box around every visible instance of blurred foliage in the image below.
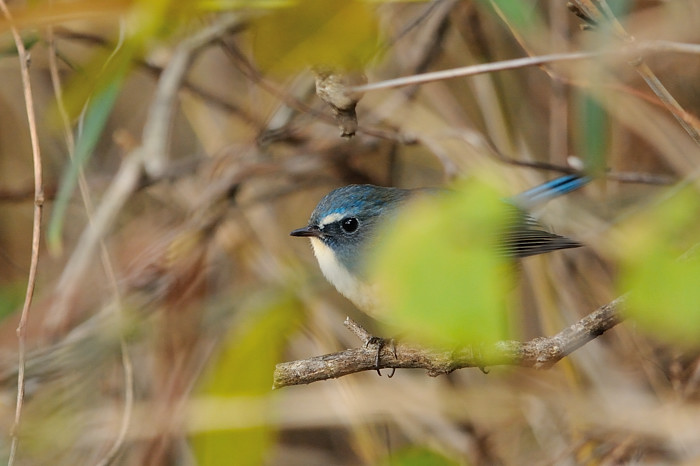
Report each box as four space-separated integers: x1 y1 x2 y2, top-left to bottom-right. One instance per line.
0 33 38 58
192 292 303 466
0 282 24 322
47 0 380 251
49 0 197 118
616 186 700 347
370 174 516 350
483 0 542 31
379 446 459 466
577 92 609 176
48 76 124 253
250 0 381 73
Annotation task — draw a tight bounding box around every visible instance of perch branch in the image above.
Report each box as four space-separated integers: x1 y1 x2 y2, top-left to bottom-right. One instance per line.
273 296 625 389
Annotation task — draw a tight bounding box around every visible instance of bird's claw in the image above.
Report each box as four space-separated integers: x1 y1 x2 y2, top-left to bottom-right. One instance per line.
365 336 396 377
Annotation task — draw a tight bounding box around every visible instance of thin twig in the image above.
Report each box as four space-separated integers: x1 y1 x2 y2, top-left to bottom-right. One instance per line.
47 20 135 466
273 296 625 388
351 50 606 93
141 16 246 177
0 1 44 464
637 40 700 55
219 40 329 122
585 0 700 146
52 27 262 127
47 14 244 329
350 41 700 94
220 40 414 144
0 184 57 202
632 60 700 146
567 0 700 146
606 171 675 186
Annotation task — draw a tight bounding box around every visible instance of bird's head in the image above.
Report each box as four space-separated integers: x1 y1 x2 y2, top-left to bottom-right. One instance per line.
291 185 412 276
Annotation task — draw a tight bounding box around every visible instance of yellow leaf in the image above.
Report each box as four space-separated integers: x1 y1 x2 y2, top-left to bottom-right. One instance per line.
250 0 380 72
615 187 700 347
191 292 303 465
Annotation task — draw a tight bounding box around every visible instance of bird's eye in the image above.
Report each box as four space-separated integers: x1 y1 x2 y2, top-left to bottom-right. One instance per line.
341 217 359 233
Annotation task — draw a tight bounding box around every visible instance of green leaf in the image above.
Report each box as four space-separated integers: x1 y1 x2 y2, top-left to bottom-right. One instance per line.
481 0 540 30
379 446 460 466
47 74 125 254
191 291 302 466
369 174 517 351
0 33 39 58
0 281 25 322
250 0 381 72
615 187 700 347
196 0 291 10
577 92 609 176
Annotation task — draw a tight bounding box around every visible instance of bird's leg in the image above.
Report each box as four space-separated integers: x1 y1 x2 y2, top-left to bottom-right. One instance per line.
344 317 397 377
387 338 397 378
365 336 396 377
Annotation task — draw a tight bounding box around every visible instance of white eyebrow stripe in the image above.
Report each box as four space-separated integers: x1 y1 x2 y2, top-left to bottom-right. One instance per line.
319 212 344 227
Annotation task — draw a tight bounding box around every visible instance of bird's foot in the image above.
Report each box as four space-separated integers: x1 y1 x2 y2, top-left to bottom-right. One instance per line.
365 336 397 377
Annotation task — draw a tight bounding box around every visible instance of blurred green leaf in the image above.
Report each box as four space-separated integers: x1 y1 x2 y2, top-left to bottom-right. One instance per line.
250 0 380 72
577 92 609 176
606 0 633 20
0 33 39 58
380 446 460 466
197 0 291 9
57 0 191 120
0 281 25 322
616 187 700 346
48 74 125 254
19 404 80 461
191 292 302 466
481 0 540 30
47 0 203 252
369 174 516 350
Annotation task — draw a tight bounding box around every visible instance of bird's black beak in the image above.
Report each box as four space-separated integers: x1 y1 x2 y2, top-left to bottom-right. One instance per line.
290 225 321 238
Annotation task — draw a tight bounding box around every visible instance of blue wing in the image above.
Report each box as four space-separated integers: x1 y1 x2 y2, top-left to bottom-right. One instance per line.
503 174 590 258
512 174 590 210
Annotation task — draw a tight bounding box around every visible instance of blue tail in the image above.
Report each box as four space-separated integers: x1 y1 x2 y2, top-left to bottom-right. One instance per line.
513 174 590 209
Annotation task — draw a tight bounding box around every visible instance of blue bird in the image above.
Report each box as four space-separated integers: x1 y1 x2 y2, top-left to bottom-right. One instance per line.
291 174 589 318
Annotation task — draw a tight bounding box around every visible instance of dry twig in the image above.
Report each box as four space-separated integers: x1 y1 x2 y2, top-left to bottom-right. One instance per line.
47 14 244 329
0 1 44 464
273 296 625 388
48 19 136 466
568 0 700 146
351 41 700 95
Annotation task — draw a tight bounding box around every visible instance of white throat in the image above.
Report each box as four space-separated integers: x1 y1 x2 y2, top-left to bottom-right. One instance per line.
309 238 380 316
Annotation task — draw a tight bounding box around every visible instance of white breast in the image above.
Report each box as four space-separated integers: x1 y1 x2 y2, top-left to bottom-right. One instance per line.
309 238 380 316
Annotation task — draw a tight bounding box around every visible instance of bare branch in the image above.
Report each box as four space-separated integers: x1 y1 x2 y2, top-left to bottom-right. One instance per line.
47 14 244 330
273 296 625 389
350 40 700 93
351 50 606 93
